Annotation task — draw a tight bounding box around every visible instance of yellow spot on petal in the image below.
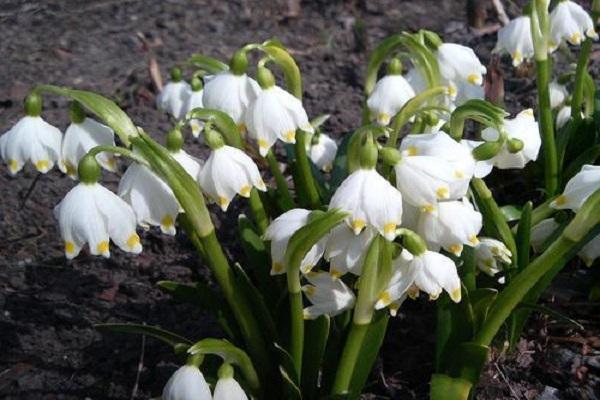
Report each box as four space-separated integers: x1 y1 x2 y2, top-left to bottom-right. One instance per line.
389 302 400 314
305 286 316 296
469 235 479 246
554 194 567 206
283 129 296 142
454 170 465 179
512 50 523 65
127 233 141 249
35 160 49 171
436 187 449 199
8 159 19 172
446 85 457 97
484 258 495 267
450 287 462 302
449 244 463 255
406 146 418 156
421 204 436 213
383 222 396 236
273 262 284 273
238 123 246 134
491 247 500 256
570 31 582 45
407 286 420 299
161 215 174 229
522 109 534 117
377 112 391 125
65 241 76 254
378 291 392 306
218 196 230 209
302 309 312 320
467 74 481 85
239 185 251 197
351 219 366 234
429 292 440 301
106 157 117 171
323 164 333 173
64 161 77 176
96 240 109 254
258 138 269 150
330 269 343 278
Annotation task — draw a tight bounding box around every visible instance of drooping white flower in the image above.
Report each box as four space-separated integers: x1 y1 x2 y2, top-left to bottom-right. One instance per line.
0 116 62 175
474 237 512 276
417 198 482 256
530 218 560 252
203 71 260 129
329 168 403 240
367 74 416 126
308 133 338 172
556 105 573 129
198 145 266 211
324 225 375 277
579 232 600 267
157 80 192 120
460 139 494 178
400 131 476 199
246 85 313 156
494 16 534 67
550 164 600 211
549 81 569 109
264 208 326 275
54 182 142 259
436 43 486 87
183 87 205 138
162 365 212 400
454 80 485 107
481 109 541 169
377 249 461 306
302 271 356 319
60 118 117 178
549 0 598 51
213 375 248 400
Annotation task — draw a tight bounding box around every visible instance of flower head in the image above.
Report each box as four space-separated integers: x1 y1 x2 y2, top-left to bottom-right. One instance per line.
324 225 375 277
437 43 486 87
54 182 142 259
551 164 600 212
162 365 212 400
198 145 266 211
367 74 416 126
203 71 260 129
302 271 356 319
549 80 569 109
264 208 326 275
308 133 338 172
157 80 192 120
183 87 205 138
0 116 62 175
474 237 512 276
213 375 248 400
329 168 403 240
556 105 573 129
494 16 534 67
549 0 598 51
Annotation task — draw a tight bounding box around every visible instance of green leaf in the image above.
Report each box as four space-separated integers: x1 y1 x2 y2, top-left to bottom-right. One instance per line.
274 343 300 388
185 108 242 149
237 215 270 271
310 114 331 130
34 85 137 146
469 288 498 333
516 202 533 271
279 366 303 400
187 54 229 74
516 303 584 331
500 205 522 222
302 316 330 399
95 323 192 348
329 132 352 191
188 338 260 391
430 374 472 400
260 44 302 99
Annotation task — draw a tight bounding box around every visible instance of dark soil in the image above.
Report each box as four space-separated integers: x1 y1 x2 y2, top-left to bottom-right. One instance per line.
0 0 599 399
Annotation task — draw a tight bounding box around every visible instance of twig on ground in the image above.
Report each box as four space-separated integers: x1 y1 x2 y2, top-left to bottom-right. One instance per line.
130 333 147 400
20 173 42 210
494 362 522 399
492 0 510 25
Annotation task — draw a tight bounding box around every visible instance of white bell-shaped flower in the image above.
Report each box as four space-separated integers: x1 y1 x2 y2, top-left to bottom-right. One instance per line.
549 81 569 109
579 233 600 267
375 249 418 313
367 74 416 126
264 208 326 275
308 133 338 172
556 105 573 129
530 218 560 252
329 168 403 240
551 164 600 211
54 182 142 259
0 116 62 175
60 117 117 178
198 145 266 211
417 198 482 256
460 139 494 178
474 237 512 276
246 85 313 156
157 77 192 120
302 271 356 319
437 43 486 86
454 80 485 107
213 375 248 400
494 16 534 67
481 109 541 169
162 365 212 400
400 131 476 199
549 0 598 51
324 225 376 277
203 71 260 129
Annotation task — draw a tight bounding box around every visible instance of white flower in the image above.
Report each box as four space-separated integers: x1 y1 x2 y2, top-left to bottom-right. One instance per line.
246 85 313 156
530 218 560 252
417 198 482 256
213 376 248 400
579 232 600 267
162 365 212 400
264 208 326 275
481 109 541 169
393 151 457 210
460 139 494 178
549 0 598 51
308 133 338 172
454 80 485 107
302 272 356 319
556 105 572 129
0 116 62 175
60 118 116 178
203 71 260 128
183 88 205 138
157 80 192 120
551 164 600 211
366 75 416 126
494 16 534 67
377 249 461 306
549 81 569 109
474 238 512 276
437 43 486 86
400 131 475 199
198 145 266 211
54 182 142 259
329 168 403 240
324 225 375 277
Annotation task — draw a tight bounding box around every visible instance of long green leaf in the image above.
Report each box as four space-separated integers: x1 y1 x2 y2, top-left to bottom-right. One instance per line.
187 54 229 73
430 374 472 400
302 316 330 399
95 323 192 348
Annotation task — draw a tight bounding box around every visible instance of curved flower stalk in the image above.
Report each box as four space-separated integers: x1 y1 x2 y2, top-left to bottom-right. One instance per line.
494 16 534 67
302 271 356 319
549 0 598 51
157 68 192 120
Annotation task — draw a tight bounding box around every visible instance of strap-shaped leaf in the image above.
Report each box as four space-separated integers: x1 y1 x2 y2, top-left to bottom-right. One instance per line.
185 108 242 149
34 85 138 146
188 338 260 391
260 44 302 99
187 54 229 73
430 374 472 400
95 323 192 348
301 316 330 398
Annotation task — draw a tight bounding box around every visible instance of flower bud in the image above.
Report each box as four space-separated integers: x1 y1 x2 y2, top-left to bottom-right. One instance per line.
170 67 183 82
78 153 101 184
230 50 249 75
24 92 42 117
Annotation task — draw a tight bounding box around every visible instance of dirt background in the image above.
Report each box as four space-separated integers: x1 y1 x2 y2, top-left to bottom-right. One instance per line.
0 0 599 399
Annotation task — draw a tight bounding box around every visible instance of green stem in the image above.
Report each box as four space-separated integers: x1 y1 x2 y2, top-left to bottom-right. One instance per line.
330 323 369 395
461 247 476 292
266 151 295 210
571 39 592 120
87 145 147 166
535 59 558 196
287 270 304 378
511 196 556 234
294 130 321 209
248 188 268 234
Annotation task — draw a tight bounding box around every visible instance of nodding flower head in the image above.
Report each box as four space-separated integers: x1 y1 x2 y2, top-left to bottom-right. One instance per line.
367 74 416 126
162 365 212 400
551 164 600 212
494 16 534 67
302 271 356 319
549 0 598 51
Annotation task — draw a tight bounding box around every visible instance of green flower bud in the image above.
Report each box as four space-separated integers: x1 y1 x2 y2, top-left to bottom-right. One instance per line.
386 58 403 75
507 138 524 153
204 128 225 150
78 153 101 184
190 77 203 92
229 50 249 75
472 141 503 161
402 230 427 256
69 101 86 124
170 67 183 82
166 127 185 152
379 147 403 166
24 92 42 117
359 133 379 169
